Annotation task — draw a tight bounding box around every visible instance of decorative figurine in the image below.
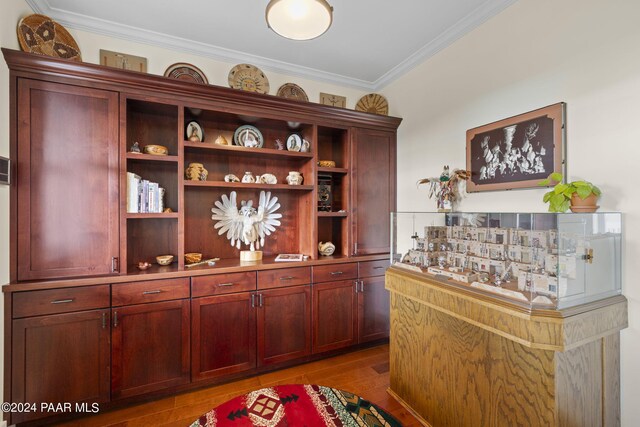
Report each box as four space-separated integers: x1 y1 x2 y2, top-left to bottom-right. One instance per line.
211 191 282 262
129 141 141 153
417 165 470 212
224 174 240 183
274 139 285 150
214 135 229 145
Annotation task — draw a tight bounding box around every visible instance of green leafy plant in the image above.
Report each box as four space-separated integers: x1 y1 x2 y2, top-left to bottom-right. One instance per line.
538 172 601 212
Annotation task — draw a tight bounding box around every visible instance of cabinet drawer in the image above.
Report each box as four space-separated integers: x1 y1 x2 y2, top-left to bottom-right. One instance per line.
359 259 391 278
112 278 189 306
312 263 358 283
13 285 110 318
192 272 257 297
258 267 311 289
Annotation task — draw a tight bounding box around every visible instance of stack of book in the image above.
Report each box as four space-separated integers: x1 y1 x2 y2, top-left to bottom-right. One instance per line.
127 172 166 213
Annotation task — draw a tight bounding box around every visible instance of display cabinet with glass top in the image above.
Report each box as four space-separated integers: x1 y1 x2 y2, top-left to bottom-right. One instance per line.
391 211 622 309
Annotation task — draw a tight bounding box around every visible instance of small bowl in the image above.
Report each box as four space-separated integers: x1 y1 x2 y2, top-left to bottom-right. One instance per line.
144 144 169 155
156 255 174 265
185 252 202 264
318 160 336 168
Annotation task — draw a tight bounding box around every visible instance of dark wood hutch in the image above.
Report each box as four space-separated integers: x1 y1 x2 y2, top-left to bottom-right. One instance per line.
1 48 401 425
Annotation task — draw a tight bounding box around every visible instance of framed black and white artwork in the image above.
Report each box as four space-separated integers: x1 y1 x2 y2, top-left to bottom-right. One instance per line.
466 103 565 192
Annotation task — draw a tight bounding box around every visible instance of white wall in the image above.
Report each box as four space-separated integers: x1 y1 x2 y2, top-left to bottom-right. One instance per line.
383 0 640 424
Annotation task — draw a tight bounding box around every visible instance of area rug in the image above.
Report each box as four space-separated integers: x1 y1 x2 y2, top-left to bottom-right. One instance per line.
190 384 402 426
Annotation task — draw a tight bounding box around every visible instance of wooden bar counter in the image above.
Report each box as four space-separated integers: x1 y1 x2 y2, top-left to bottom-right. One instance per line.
386 266 628 427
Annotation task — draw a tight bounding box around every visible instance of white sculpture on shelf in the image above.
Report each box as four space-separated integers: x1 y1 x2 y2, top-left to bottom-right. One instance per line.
211 191 282 261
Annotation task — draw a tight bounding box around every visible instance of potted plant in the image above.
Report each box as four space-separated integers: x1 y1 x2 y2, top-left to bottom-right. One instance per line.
538 172 601 213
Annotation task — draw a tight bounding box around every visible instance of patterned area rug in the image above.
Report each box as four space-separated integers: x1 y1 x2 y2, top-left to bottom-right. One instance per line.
190 384 402 426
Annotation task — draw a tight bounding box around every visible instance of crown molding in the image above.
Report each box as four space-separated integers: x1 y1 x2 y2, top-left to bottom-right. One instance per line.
25 0 518 91
372 0 519 89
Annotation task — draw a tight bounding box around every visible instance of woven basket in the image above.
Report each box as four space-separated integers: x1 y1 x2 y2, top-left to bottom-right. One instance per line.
17 14 81 62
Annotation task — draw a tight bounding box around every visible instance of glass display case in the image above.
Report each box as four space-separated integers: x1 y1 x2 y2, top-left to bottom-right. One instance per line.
391 212 622 309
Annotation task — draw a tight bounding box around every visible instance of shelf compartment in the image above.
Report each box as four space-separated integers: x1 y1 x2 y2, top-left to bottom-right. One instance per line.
317 126 348 169
126 153 179 163
126 213 179 219
126 218 179 273
127 99 179 155
184 181 313 191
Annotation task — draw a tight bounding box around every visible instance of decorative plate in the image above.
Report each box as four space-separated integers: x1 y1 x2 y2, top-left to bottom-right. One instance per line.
233 125 264 148
228 64 270 94
17 14 81 61
164 63 208 84
185 121 204 142
286 134 302 152
276 83 309 102
355 93 389 115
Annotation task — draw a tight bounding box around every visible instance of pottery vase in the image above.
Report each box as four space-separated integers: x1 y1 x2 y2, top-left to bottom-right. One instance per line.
570 193 599 213
185 163 208 181
242 171 256 183
286 171 303 185
318 241 335 256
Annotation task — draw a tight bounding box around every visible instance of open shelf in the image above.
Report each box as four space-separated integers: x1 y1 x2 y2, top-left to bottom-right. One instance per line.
318 211 348 218
317 167 348 174
126 153 179 163
184 181 313 191
126 213 179 219
184 141 313 159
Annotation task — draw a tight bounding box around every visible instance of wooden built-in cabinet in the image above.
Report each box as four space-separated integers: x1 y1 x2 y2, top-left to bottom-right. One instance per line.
3 49 400 425
16 79 119 281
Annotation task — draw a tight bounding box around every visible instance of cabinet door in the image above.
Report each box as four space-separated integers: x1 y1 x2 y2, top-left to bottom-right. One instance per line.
16 79 119 280
191 293 257 382
351 128 396 255
312 280 358 353
11 310 110 424
258 286 311 366
358 276 390 343
111 300 190 399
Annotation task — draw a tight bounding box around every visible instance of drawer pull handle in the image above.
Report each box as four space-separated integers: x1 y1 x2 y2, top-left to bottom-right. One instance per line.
373 266 385 269
218 282 236 287
280 276 294 280
142 290 163 295
51 299 74 304
331 271 343 275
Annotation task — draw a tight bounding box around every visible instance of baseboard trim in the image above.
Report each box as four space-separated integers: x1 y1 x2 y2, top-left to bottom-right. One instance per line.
386 387 431 427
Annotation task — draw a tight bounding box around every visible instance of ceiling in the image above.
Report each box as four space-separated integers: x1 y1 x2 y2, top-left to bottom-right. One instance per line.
25 0 518 90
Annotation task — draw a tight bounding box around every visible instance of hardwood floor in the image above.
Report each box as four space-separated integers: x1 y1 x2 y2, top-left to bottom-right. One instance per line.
57 344 421 426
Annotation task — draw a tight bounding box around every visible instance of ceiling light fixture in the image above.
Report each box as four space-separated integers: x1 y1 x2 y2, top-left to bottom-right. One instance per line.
266 0 333 41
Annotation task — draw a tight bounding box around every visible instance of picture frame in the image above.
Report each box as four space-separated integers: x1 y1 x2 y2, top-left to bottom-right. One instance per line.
319 92 346 108
100 49 147 72
275 254 304 262
466 103 566 192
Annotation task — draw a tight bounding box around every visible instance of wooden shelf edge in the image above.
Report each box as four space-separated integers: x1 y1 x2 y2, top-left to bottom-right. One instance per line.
126 153 179 162
125 213 179 219
317 167 348 174
184 141 314 158
318 212 348 217
184 181 314 191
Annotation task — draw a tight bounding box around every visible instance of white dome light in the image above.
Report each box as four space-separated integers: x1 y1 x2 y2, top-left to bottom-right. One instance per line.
266 0 333 41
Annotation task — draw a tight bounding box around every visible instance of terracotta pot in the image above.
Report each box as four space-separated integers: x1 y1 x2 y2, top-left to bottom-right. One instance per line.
570 193 599 213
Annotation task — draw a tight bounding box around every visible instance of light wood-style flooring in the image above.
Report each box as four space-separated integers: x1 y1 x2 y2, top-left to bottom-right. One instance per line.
57 344 420 426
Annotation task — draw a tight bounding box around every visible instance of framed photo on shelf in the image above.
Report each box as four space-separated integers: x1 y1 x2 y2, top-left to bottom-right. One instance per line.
275 254 304 262
466 103 566 192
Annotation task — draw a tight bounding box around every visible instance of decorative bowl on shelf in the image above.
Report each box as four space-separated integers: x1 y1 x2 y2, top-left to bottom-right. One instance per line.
137 261 152 270
318 160 336 168
185 252 203 264
156 254 174 265
143 144 169 155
